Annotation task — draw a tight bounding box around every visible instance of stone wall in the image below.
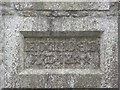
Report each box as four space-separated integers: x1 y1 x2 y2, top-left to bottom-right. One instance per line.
0 2 119 89
0 3 5 89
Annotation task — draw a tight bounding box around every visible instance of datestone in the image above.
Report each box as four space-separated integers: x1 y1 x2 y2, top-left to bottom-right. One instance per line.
24 37 100 69
0 1 118 89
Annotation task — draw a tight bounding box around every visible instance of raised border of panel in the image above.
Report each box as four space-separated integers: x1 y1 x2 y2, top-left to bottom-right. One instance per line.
19 69 103 75
20 31 103 38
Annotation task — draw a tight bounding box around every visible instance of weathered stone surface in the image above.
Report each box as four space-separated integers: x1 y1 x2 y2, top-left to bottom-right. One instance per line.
1 2 118 17
0 2 119 89
0 4 5 90
12 2 110 10
19 70 103 88
24 37 100 69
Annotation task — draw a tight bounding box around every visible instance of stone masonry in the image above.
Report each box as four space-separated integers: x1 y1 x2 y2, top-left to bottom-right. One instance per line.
0 1 119 89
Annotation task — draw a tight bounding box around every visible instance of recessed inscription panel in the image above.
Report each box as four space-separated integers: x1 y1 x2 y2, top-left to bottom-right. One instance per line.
24 37 100 69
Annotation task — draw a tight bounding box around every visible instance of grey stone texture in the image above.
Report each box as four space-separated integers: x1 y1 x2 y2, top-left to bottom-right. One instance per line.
0 2 119 89
24 36 100 69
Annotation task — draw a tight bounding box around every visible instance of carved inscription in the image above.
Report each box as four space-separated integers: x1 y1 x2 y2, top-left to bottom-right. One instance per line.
24 37 100 69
